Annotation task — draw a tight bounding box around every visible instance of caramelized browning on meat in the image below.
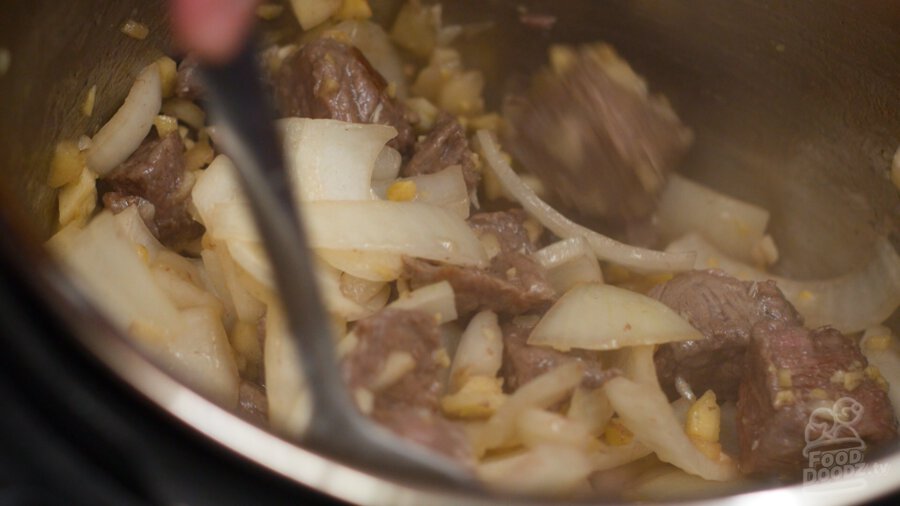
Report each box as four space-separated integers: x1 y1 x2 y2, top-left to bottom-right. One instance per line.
100 132 203 248
650 270 802 401
274 37 414 153
403 210 555 316
403 112 480 193
504 44 693 222
738 324 897 476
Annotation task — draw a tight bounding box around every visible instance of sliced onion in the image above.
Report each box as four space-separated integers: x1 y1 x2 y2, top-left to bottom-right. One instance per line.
161 97 206 130
449 310 502 390
534 236 603 293
476 362 583 454
517 408 594 448
388 280 458 324
528 282 703 351
603 346 739 481
317 249 403 282
627 465 753 502
657 174 769 263
211 200 488 267
860 328 900 421
478 444 593 494
279 118 396 202
289 0 341 30
265 301 313 438
475 130 695 273
111 204 164 260
191 154 246 228
87 62 162 176
667 233 900 332
372 146 402 181
373 165 470 218
567 386 614 436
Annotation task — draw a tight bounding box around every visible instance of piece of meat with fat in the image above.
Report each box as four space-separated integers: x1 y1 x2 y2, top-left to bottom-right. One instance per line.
403 210 555 316
403 112 480 193
738 324 897 477
504 43 693 222
174 55 204 100
649 270 802 401
501 318 617 391
341 308 471 462
100 132 204 248
274 37 414 153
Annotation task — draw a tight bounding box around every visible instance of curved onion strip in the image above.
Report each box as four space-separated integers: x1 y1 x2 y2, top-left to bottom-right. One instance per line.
528 282 703 351
87 63 162 176
449 310 502 390
265 302 313 438
279 118 396 202
317 249 403 282
478 444 593 495
657 174 769 263
210 200 488 267
603 346 739 481
372 146 402 181
667 233 900 332
475 130 695 273
534 236 604 293
388 280 457 324
191 155 246 227
372 165 470 218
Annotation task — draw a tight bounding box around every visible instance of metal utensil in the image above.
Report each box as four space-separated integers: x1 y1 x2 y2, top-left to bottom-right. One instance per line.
197 41 477 490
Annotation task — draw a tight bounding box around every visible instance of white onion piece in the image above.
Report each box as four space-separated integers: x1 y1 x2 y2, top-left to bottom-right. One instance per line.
478 445 593 495
667 233 900 332
265 302 313 438
279 118 396 202
591 441 654 472
534 236 603 293
657 174 769 263
567 386 614 436
163 307 240 408
191 154 246 228
861 328 900 421
112 205 164 260
528 282 703 351
475 130 695 273
46 211 184 339
317 249 403 282
449 310 502 390
211 239 267 322
373 165 470 218
627 466 752 502
329 20 409 99
603 346 739 481
476 362 583 454
389 280 458 324
517 408 594 448
161 97 206 130
289 0 341 30
87 63 162 176
372 146 402 181
211 200 488 267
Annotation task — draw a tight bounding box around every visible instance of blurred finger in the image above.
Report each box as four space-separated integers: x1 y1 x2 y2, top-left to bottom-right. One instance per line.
170 0 260 64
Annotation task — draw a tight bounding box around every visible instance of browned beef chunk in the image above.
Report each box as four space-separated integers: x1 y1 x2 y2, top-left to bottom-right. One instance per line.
175 55 204 100
504 44 692 222
274 37 414 153
342 308 446 412
237 381 268 425
649 270 802 401
403 112 479 193
738 324 897 477
100 132 203 248
403 210 555 316
341 308 471 462
501 318 616 391
373 406 472 464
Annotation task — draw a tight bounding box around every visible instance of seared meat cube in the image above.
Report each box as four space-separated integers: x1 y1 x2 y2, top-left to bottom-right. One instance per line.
504 44 692 222
403 210 555 316
738 324 897 476
174 55 204 100
403 112 480 193
274 37 414 153
501 318 616 391
649 270 802 401
100 132 203 248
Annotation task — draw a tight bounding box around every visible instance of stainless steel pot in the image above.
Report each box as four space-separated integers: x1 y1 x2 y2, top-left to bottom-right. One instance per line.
0 0 898 504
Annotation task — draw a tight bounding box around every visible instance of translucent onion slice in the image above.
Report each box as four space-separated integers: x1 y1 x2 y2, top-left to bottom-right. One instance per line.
211 200 488 267
388 280 458 324
264 301 312 438
667 233 900 332
449 310 502 390
372 165 470 218
317 249 403 282
603 346 739 481
191 154 246 228
475 130 695 273
533 236 603 293
478 444 593 495
657 174 769 263
527 282 703 351
279 118 396 202
289 0 341 30
87 63 162 176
